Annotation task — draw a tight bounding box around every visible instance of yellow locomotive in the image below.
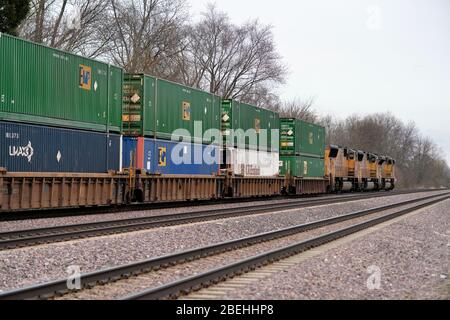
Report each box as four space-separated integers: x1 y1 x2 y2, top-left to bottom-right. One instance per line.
325 145 395 192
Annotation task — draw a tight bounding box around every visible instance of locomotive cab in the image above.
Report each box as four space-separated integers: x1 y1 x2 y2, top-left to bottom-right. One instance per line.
325 145 359 192
382 157 396 190
361 153 377 191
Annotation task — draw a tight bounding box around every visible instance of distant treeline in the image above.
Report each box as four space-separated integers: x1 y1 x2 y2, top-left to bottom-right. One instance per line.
276 100 450 188
319 113 450 189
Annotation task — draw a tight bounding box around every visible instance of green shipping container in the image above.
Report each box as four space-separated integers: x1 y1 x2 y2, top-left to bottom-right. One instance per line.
280 118 325 157
221 99 279 152
280 155 325 178
0 33 123 132
122 74 221 144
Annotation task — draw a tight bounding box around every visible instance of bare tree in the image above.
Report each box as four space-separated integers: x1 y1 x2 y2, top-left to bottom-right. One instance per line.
241 84 282 111
0 0 30 36
277 97 318 122
19 0 111 58
178 3 286 103
105 0 187 77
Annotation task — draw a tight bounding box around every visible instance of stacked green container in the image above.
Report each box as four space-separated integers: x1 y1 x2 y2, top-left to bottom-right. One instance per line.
0 33 123 132
122 74 221 144
279 156 325 178
280 118 325 157
279 118 325 178
221 99 279 152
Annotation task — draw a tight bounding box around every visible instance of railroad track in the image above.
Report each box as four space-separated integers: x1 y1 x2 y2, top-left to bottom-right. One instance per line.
0 192 448 300
0 188 441 222
0 190 438 250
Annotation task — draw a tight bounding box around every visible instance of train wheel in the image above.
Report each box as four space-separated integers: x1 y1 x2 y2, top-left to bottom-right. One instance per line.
134 189 144 203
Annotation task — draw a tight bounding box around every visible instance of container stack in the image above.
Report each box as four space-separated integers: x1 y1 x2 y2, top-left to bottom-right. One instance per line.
279 118 326 178
0 33 123 173
221 99 280 177
121 74 221 175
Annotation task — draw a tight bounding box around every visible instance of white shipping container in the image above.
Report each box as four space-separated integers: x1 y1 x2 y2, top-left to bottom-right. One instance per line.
225 148 280 177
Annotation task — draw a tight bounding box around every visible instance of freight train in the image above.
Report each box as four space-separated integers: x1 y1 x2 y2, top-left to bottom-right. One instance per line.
0 33 395 212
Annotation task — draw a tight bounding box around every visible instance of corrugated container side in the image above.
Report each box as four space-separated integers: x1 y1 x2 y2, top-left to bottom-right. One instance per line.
156 78 220 144
222 100 280 152
122 137 220 175
300 120 325 157
122 74 221 145
0 121 120 173
108 65 124 132
107 133 122 172
280 155 325 178
225 147 280 177
280 118 325 157
0 33 122 132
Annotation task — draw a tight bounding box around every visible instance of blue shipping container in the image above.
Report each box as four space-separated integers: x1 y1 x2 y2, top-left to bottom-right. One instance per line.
0 121 121 173
122 137 220 175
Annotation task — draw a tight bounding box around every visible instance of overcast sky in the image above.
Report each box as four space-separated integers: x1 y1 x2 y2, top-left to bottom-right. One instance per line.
191 0 450 163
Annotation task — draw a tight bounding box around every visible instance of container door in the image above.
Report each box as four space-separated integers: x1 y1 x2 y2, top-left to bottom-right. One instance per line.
280 119 296 155
123 75 145 136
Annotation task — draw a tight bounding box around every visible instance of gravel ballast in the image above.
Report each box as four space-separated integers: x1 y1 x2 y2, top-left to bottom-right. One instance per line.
0 191 447 293
56 198 442 300
221 199 450 300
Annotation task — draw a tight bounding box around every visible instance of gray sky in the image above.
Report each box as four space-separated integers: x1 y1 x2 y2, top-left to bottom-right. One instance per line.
191 0 450 163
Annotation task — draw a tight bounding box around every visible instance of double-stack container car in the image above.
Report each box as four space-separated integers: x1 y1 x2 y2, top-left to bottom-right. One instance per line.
279 118 328 194
121 74 221 175
279 118 325 177
0 33 123 173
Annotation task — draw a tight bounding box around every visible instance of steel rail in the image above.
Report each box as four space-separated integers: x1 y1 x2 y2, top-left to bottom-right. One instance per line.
0 192 448 300
124 194 450 300
0 189 441 222
0 190 437 250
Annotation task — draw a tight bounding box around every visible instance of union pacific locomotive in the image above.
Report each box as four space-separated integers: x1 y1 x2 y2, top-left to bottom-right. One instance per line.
325 146 395 193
